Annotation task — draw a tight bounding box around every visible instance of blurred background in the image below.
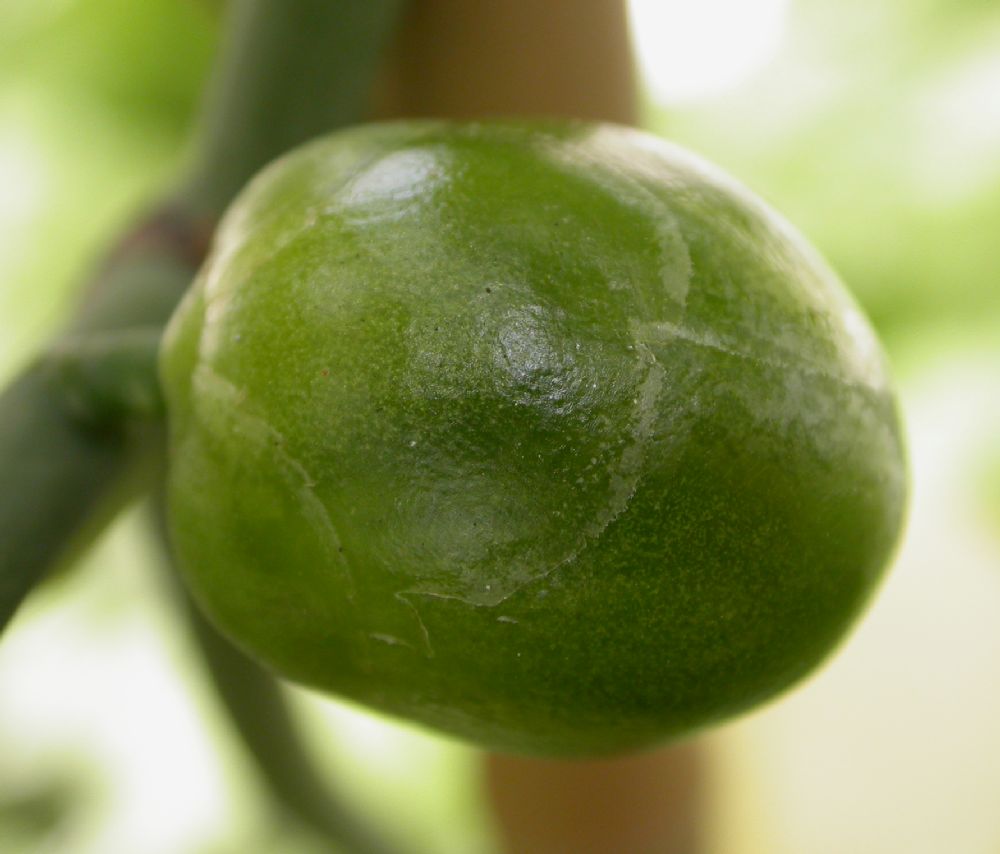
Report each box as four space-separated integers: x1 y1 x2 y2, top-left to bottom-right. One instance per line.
1 0 998 851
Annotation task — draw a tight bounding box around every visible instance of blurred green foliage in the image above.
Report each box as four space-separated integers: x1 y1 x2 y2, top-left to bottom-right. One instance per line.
978 447 1000 538
648 0 1000 364
0 0 216 378
0 0 214 123
4 0 997 372
0 776 81 851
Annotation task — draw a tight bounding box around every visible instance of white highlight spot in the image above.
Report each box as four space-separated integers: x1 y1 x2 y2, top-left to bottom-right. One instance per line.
629 0 790 104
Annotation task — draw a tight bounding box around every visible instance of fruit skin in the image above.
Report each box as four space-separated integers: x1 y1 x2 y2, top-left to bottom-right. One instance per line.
160 121 907 756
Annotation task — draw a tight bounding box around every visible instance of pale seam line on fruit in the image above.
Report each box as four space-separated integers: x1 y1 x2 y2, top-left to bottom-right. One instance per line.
193 364 359 607
392 196 686 612
555 128 694 321
618 171 693 322
200 206 322 320
369 632 414 650
393 592 434 657
578 343 664 541
402 132 691 604
200 150 389 317
637 318 875 391
399 345 666 614
470 138 692 592
565 147 695 548
198 364 437 659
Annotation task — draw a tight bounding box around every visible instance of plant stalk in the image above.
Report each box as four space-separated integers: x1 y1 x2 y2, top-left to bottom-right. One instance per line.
180 0 406 217
0 0 406 634
152 497 401 854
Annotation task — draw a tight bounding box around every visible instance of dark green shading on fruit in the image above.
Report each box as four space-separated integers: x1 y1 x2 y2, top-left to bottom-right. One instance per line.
160 121 907 755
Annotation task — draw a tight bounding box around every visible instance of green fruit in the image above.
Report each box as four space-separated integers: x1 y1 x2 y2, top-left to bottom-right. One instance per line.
160 121 907 755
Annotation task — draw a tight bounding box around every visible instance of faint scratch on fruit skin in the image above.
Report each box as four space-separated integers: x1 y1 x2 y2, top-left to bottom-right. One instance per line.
201 149 392 318
193 364 356 604
369 632 414 650
394 592 435 657
402 337 667 613
616 171 694 320
556 126 694 321
198 364 440 659
634 318 876 393
598 343 664 531
201 208 323 323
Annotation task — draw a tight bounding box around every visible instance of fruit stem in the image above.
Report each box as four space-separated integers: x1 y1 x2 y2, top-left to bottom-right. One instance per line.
178 0 406 217
0 0 409 635
0 364 127 632
150 499 405 854
0 228 196 633
4 1 414 848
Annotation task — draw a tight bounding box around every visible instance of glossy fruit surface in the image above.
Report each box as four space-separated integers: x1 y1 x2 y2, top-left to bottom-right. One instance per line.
160 121 907 755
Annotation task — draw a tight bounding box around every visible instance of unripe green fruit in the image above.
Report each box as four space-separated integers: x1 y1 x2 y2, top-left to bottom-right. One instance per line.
160 121 906 755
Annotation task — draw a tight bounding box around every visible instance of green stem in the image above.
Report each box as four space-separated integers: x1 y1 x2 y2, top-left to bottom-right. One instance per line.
187 593 403 854
3 2 412 843
0 244 194 632
0 0 408 634
180 0 406 216
46 327 165 425
151 503 403 854
0 365 126 631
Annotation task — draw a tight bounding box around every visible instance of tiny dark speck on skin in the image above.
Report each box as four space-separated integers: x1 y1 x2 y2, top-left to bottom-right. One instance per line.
321 369 329 377
485 287 492 293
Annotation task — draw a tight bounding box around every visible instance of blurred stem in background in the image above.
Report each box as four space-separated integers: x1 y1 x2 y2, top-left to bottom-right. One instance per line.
371 0 637 123
372 2 705 851
179 0 406 217
0 0 706 852
487 748 704 854
153 491 400 854
0 0 408 633
1 1 408 852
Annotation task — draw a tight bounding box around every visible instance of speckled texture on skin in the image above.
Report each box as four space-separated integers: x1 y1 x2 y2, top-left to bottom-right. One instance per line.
160 121 907 756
